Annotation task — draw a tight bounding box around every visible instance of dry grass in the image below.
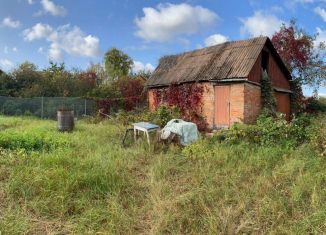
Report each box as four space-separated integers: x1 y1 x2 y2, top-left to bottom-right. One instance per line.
0 115 326 234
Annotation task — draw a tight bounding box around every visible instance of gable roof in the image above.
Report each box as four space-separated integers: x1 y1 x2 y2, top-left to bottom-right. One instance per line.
146 37 291 88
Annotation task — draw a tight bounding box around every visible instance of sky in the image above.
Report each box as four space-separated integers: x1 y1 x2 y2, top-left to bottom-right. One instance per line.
0 0 325 95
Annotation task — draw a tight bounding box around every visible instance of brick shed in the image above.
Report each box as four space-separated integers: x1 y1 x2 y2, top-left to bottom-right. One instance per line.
146 37 292 129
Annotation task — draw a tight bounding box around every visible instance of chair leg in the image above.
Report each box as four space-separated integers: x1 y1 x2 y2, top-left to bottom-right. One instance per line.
146 131 150 146
122 128 133 146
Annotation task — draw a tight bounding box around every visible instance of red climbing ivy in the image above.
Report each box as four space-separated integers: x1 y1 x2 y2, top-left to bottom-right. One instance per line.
153 83 208 130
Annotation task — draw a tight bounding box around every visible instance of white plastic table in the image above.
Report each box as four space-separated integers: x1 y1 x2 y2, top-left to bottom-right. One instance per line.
133 122 160 145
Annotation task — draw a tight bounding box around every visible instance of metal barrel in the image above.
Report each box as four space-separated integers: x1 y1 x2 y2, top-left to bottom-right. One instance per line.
57 109 74 132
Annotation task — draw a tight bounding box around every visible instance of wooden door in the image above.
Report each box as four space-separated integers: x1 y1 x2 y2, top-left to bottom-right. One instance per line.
215 85 230 127
275 92 291 120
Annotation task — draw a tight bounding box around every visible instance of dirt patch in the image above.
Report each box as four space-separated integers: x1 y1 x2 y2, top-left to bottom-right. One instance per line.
0 124 14 131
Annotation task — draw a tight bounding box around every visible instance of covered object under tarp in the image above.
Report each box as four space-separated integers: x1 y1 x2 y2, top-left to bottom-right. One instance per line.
160 119 199 146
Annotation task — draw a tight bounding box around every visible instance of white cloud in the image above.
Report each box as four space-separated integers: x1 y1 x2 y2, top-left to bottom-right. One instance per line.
2 17 21 28
27 0 34 4
23 23 54 41
240 11 284 37
0 59 14 70
204 34 229 47
315 7 326 22
316 27 326 47
23 23 101 61
132 61 155 73
135 3 218 42
40 0 67 16
12 47 18 52
48 42 63 60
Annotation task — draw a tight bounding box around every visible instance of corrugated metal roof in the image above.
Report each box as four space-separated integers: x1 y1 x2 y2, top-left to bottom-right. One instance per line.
146 37 272 87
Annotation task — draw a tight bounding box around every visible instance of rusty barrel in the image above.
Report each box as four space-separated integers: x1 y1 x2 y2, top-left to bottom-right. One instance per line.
57 109 74 132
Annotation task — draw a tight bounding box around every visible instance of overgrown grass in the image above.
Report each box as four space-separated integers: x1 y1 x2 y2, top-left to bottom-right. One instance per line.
1 115 326 234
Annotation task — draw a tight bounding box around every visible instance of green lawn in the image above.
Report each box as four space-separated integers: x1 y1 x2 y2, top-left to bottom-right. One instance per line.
1 115 326 234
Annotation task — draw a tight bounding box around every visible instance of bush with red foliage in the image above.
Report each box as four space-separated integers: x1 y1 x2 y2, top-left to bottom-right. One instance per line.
78 71 97 88
97 99 113 116
95 76 146 115
117 77 146 111
153 83 208 130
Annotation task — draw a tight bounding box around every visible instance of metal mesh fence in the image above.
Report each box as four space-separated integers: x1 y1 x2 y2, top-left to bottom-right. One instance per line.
0 96 97 119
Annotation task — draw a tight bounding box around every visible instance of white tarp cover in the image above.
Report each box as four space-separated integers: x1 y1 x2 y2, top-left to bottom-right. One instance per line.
160 119 199 146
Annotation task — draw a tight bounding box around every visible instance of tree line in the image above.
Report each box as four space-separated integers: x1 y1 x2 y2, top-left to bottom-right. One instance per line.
0 48 151 99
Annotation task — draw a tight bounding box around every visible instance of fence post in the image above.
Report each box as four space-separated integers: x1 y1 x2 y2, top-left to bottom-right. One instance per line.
84 99 87 116
41 96 44 119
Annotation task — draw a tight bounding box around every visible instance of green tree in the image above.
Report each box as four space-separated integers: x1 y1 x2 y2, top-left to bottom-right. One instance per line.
42 62 74 97
87 62 107 85
11 61 42 97
104 48 133 80
0 72 16 96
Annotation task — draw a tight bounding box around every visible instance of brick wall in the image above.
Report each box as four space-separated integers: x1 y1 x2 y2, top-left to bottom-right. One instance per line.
199 83 215 129
148 82 263 129
244 83 261 124
148 83 215 128
229 84 245 125
148 89 156 111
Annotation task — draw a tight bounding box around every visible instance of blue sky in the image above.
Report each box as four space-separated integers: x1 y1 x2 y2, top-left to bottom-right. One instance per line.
0 0 325 95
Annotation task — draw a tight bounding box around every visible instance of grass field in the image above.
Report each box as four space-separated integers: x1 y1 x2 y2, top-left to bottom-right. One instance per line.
1 115 326 234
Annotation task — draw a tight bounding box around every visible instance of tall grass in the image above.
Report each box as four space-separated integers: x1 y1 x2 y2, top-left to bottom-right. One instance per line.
1 115 326 234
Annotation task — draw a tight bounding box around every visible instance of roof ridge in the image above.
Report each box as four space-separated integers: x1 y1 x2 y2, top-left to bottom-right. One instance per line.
145 36 288 88
160 36 269 59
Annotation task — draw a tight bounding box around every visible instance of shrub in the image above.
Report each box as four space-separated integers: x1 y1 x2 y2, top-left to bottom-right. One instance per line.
182 138 215 160
217 113 311 148
115 110 138 125
112 105 182 127
305 97 326 113
307 115 326 156
0 128 69 151
149 105 182 127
